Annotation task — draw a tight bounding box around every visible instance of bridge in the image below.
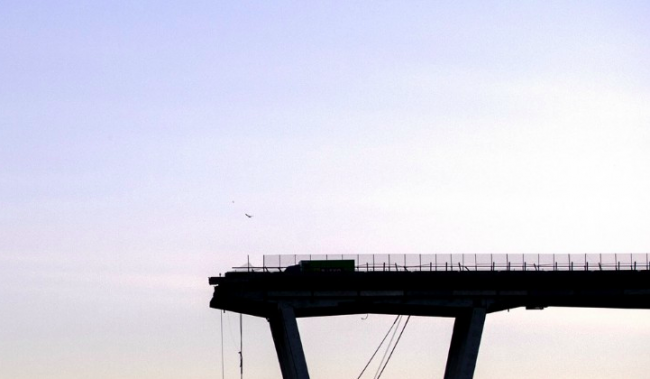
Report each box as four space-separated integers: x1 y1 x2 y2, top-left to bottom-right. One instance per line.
209 253 650 379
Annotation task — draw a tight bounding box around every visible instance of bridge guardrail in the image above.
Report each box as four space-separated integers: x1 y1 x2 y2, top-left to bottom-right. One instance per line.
231 253 650 273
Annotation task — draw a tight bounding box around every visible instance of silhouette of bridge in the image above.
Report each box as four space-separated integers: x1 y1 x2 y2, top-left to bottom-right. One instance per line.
209 253 650 379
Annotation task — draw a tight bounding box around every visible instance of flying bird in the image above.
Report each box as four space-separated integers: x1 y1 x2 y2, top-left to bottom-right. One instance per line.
245 214 253 218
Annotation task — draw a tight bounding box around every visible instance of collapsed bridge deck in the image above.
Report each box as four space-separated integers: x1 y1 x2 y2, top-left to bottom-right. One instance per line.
209 254 650 379
210 269 650 318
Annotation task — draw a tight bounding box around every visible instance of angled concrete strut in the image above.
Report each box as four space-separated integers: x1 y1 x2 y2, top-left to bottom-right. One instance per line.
268 304 310 379
444 307 486 379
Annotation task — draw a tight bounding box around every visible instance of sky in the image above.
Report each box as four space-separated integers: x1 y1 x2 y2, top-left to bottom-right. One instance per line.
1 1 650 378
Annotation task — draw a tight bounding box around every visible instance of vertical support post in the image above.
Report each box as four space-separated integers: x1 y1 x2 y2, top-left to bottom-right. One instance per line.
268 305 310 379
444 307 487 379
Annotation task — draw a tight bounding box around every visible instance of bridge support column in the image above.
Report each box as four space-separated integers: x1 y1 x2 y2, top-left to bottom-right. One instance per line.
268 305 310 379
444 307 486 379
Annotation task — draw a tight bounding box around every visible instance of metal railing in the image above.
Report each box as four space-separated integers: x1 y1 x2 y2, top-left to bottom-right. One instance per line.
231 253 650 273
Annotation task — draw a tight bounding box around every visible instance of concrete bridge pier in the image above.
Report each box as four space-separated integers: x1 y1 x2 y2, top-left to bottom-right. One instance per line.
444 307 487 379
268 304 310 379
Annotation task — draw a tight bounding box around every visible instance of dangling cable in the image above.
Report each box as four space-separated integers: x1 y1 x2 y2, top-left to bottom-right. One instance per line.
239 313 243 379
220 311 225 379
375 316 411 379
374 316 402 379
356 315 401 379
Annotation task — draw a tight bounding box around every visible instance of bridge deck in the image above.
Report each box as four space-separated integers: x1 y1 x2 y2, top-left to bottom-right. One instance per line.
208 256 650 379
209 269 650 318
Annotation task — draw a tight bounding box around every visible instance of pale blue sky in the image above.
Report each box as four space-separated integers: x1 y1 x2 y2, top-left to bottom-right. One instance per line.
1 1 650 378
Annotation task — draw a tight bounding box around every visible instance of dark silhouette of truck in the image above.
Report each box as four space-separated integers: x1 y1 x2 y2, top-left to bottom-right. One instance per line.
284 259 355 273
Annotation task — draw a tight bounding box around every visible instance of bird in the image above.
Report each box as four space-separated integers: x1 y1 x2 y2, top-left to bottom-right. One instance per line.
245 213 253 218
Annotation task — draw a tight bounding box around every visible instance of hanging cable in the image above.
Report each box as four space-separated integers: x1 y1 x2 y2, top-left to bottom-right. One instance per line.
373 317 402 379
356 315 401 379
375 316 411 379
225 311 239 349
239 313 243 379
220 311 225 379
